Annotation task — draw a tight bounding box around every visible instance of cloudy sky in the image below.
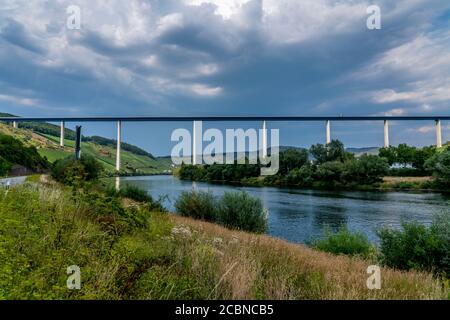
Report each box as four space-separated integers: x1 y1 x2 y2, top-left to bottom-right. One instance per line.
0 0 449 155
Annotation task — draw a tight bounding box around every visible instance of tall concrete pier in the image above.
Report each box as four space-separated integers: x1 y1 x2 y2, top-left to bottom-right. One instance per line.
60 121 65 147
384 120 389 148
192 121 202 165
262 120 267 158
436 119 442 148
12 121 17 129
325 120 331 144
116 121 121 172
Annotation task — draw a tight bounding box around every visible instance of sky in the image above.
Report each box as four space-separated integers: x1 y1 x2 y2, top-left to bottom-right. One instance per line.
0 0 449 156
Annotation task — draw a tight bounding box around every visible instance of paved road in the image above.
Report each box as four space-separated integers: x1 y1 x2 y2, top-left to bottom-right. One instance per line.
0 176 27 187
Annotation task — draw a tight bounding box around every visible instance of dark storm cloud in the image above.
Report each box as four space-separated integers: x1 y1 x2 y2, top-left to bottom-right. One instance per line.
0 0 449 153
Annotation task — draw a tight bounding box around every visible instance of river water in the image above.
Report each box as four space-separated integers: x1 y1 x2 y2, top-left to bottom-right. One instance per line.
120 175 450 244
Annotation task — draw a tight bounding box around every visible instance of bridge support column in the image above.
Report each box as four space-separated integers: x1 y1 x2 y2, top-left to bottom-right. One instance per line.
12 121 17 129
60 121 65 147
262 120 267 158
116 121 121 172
325 120 331 144
436 119 442 148
192 121 202 165
384 120 390 148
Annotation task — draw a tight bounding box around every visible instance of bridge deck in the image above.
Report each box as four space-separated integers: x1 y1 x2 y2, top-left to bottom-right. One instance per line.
0 116 449 122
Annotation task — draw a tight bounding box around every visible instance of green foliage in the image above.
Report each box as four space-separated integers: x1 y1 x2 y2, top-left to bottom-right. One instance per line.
20 122 76 140
312 227 373 258
217 191 267 234
379 144 437 174
0 133 49 173
104 184 166 212
118 184 152 202
0 156 12 176
285 165 314 186
379 147 397 166
175 190 217 221
179 162 260 182
341 154 389 185
425 150 450 186
310 140 351 165
377 211 450 275
0 183 173 299
174 190 267 233
314 161 344 185
51 155 103 186
279 148 309 174
84 136 155 159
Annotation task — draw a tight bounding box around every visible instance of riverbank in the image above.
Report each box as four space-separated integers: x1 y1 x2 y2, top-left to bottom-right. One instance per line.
0 181 446 299
178 174 445 193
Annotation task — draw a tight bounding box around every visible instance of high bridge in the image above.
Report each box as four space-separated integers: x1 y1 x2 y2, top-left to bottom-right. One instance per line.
1 116 448 172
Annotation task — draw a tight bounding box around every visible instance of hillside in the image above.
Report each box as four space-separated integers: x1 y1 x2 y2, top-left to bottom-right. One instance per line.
0 120 171 176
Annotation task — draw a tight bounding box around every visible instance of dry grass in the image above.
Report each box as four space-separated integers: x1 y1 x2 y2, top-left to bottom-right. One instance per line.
383 176 433 183
169 215 446 300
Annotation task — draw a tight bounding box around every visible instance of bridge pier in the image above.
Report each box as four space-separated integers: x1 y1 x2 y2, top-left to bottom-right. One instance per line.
262 120 267 158
384 120 389 148
116 121 121 172
325 120 331 144
192 121 202 165
60 121 65 147
436 119 442 148
12 121 17 129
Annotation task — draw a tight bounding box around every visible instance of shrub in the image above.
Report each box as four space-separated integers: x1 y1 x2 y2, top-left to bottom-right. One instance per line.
217 191 267 233
118 184 152 203
311 227 372 258
175 190 217 221
377 211 450 275
106 184 166 212
174 190 267 233
51 155 103 185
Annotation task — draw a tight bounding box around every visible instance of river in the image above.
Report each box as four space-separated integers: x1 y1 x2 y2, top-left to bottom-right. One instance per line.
119 175 450 244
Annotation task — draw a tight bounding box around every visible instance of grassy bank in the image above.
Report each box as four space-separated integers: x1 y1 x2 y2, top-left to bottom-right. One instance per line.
0 181 446 299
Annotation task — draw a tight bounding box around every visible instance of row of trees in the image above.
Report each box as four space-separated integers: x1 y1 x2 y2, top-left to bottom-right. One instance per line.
379 144 437 173
179 140 389 188
178 139 450 188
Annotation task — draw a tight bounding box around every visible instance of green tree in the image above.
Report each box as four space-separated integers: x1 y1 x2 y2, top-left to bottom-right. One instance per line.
412 146 436 172
379 147 396 166
396 144 416 167
425 150 450 186
279 148 309 174
310 140 350 165
342 155 389 185
314 161 344 184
